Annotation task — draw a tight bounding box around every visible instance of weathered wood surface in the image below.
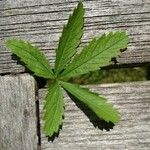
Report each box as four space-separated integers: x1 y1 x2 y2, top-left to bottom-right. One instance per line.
0 0 150 74
0 0 150 149
39 81 150 150
0 74 38 150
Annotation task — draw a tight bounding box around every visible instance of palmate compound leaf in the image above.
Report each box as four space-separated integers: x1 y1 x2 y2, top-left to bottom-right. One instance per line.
60 81 120 124
60 31 129 79
44 81 64 136
54 1 84 75
6 39 54 79
5 1 129 138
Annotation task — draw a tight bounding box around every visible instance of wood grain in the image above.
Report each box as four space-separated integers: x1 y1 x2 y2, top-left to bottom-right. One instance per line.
0 0 150 74
0 74 38 150
39 81 150 150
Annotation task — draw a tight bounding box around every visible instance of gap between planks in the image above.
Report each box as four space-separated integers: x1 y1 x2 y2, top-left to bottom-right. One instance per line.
0 0 150 74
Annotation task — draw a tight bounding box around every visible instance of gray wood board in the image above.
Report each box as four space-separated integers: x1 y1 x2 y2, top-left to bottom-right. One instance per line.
39 81 150 150
0 0 150 74
0 74 38 150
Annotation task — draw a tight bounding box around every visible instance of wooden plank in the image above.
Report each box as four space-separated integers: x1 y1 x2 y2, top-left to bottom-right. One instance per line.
39 81 150 150
0 74 38 150
0 0 150 74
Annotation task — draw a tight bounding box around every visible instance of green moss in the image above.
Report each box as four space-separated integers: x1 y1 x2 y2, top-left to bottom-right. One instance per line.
70 67 148 85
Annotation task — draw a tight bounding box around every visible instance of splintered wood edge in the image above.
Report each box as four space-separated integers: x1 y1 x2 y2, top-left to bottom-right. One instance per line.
0 0 150 74
38 81 150 150
0 74 38 150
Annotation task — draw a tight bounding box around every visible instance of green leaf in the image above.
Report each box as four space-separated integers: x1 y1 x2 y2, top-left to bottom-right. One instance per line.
60 81 120 124
60 31 129 79
54 1 84 75
6 39 54 79
43 82 64 136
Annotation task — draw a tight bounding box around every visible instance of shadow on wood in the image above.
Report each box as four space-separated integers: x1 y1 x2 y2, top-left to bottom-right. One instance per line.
12 53 33 73
45 90 114 142
67 92 114 131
